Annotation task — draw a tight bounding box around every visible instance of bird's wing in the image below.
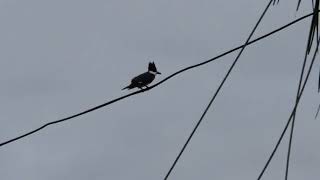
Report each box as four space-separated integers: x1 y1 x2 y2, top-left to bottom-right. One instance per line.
132 72 149 83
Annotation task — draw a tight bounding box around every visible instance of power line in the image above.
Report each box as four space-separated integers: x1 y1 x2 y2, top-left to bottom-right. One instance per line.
0 11 317 148
285 1 320 178
285 41 308 180
163 0 274 179
257 36 320 180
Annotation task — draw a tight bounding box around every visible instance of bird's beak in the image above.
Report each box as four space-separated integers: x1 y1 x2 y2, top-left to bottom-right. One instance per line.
157 72 161 74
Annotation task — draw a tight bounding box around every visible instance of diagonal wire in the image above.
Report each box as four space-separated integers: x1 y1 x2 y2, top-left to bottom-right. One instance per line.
285 30 309 180
257 36 320 180
286 2 319 179
285 47 308 180
0 11 318 148
163 1 274 179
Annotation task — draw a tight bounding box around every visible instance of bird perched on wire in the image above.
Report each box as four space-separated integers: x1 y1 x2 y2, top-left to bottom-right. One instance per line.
122 62 161 90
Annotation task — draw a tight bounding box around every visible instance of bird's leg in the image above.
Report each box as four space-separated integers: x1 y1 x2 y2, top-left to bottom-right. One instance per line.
145 85 149 89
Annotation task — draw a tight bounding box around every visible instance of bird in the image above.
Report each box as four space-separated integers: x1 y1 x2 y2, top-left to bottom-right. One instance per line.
122 62 161 90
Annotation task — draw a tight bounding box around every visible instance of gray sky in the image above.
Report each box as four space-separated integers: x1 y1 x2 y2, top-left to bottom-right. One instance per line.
0 0 319 179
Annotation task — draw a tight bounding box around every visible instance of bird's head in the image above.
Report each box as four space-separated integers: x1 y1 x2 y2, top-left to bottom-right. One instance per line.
148 61 161 75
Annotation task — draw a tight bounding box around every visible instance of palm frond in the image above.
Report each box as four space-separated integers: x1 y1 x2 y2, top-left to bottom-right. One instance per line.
297 0 303 11
318 67 320 92
315 103 320 118
306 0 319 54
272 0 280 5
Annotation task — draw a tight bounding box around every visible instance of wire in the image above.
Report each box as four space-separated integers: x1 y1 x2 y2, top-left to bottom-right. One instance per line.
285 1 320 178
257 36 320 180
285 43 308 180
0 11 318 148
163 0 274 179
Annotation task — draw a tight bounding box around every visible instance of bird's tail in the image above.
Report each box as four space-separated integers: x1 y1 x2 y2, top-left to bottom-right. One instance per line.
122 86 129 90
122 84 133 90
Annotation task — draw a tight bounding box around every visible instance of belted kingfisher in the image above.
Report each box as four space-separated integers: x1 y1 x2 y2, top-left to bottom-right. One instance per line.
122 62 161 90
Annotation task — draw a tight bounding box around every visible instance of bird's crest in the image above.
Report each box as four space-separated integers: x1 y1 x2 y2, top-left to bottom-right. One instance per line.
148 61 158 72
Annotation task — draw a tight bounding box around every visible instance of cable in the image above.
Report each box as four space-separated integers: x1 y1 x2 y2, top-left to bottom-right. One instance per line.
257 36 320 180
163 0 274 179
0 11 318 148
285 43 308 180
285 33 310 180
285 2 319 178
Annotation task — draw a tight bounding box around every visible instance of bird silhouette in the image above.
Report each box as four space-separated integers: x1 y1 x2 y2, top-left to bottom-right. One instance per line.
122 62 161 90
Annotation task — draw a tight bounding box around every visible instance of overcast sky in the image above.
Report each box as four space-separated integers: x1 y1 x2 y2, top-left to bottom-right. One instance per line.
0 0 319 179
